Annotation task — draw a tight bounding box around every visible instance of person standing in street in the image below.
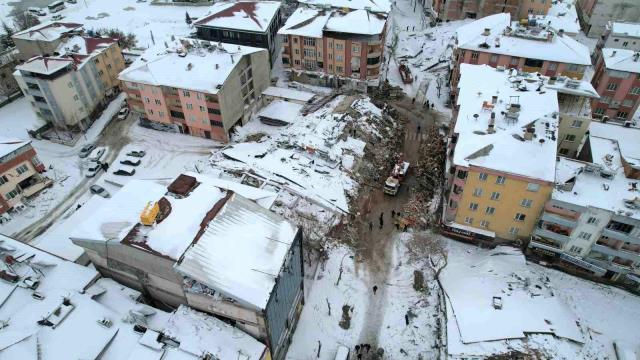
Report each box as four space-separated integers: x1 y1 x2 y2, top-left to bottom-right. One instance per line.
373 285 378 294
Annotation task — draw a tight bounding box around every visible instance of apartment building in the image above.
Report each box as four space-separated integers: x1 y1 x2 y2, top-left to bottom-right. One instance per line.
432 0 551 22
451 14 591 102
590 48 640 122
577 0 640 38
0 48 20 98
70 173 303 360
598 22 640 52
279 6 387 83
13 36 125 132
443 64 559 243
119 39 270 142
0 137 49 215
528 123 640 291
194 1 283 66
12 21 83 60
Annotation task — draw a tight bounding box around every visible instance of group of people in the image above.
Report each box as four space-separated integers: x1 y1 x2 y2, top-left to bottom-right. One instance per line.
368 210 409 232
353 343 374 359
411 97 436 110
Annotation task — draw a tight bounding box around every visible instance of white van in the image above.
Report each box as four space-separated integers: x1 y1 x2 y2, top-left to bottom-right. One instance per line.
27 7 47 16
48 1 65 13
335 345 350 360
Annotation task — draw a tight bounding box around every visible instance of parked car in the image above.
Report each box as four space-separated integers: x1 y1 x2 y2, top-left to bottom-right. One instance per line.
126 150 146 158
89 147 106 161
89 185 110 198
79 144 96 158
66 0 77 3
120 159 141 166
51 14 64 20
117 107 130 120
113 168 135 176
28 7 47 16
85 161 102 178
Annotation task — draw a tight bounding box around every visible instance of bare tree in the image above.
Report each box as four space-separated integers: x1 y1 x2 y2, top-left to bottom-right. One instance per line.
12 12 39 31
407 232 448 279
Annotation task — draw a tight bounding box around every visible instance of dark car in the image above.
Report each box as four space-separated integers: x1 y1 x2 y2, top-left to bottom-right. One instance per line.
126 150 146 158
79 144 96 158
113 169 136 176
120 159 141 166
89 185 110 198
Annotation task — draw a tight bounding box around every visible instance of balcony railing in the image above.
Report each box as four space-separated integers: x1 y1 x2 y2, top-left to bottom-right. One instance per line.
541 212 577 229
529 239 563 252
533 227 571 244
592 244 640 263
602 228 639 244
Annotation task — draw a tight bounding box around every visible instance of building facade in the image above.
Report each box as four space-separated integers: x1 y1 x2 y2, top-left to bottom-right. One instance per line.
119 40 270 142
451 14 591 102
577 0 640 38
0 48 20 98
279 7 387 82
590 48 640 122
12 21 83 60
194 1 283 66
0 138 49 215
598 22 640 52
432 0 551 21
13 37 125 132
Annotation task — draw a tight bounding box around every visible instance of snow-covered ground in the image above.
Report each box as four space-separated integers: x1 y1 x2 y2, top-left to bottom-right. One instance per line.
444 240 640 359
286 233 441 360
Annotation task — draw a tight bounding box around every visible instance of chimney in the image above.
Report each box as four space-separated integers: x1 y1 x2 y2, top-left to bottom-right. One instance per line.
612 50 617 57
491 95 498 104
483 28 491 36
523 126 535 140
558 29 565 37
488 112 496 134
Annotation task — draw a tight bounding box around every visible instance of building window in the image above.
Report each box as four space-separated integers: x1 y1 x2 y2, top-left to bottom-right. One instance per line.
199 106 206 112
564 134 576 142
485 206 496 215
594 107 606 115
607 220 634 234
186 103 193 110
336 66 344 73
514 213 526 222
0 175 7 185
189 115 196 122
16 164 29 175
616 111 629 120
208 108 221 115
352 44 360 53
294 49 300 55
622 99 634 107
471 51 479 60
336 43 344 50
158 111 164 118
145 97 150 103
464 216 473 225
303 37 316 46
520 199 533 208
569 245 582 254
570 119 583 128
293 37 298 43
473 188 483 197
73 95 79 101
98 70 104 76
578 231 592 240
336 55 343 62
630 87 640 95
478 172 488 181
559 148 569 155
182 90 191 97
489 54 498 63
509 227 520 235
623 41 629 47
67 82 73 88
154 99 161 105
480 220 490 228
495 176 506 185
457 170 468 179
606 83 618 91
294 59 300 65
148 109 154 115
469 202 479 211
210 120 223 127
510 56 519 65
5 189 19 200
490 192 501 200
587 217 598 225
303 48 315 57
548 62 558 71
600 96 612 104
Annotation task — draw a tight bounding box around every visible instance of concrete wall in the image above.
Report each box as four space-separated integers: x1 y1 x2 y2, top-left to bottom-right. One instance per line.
0 144 41 214
579 0 640 37
433 0 550 21
590 57 640 120
13 37 62 60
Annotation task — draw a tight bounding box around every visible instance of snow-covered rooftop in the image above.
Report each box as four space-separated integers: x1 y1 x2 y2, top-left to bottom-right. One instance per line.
56 36 118 56
118 39 265 94
176 193 298 310
453 64 559 182
554 137 640 220
194 1 282 33
15 56 77 75
258 99 304 124
0 136 30 159
456 13 591 66
602 48 640 73
12 21 83 42
278 6 386 38
262 86 316 102
297 0 390 13
589 121 640 164
609 22 640 38
530 14 580 35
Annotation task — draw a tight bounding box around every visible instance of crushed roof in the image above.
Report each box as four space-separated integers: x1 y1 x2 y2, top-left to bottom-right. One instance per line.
175 192 298 310
12 21 83 41
456 13 591 66
0 136 30 159
278 6 387 38
56 36 118 56
262 86 316 102
15 56 78 75
610 22 640 38
258 100 304 124
601 48 640 73
194 1 282 33
118 39 264 94
453 64 560 182
297 0 391 13
530 14 580 35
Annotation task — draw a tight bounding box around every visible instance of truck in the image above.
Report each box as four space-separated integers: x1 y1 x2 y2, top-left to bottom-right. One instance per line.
383 159 409 195
399 63 413 84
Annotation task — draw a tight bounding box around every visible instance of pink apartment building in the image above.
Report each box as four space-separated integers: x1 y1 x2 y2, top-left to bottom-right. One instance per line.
432 0 551 21
451 14 591 102
590 48 640 122
118 39 270 142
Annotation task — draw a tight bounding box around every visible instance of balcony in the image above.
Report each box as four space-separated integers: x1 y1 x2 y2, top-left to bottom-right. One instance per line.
534 227 571 244
20 176 53 198
592 244 640 263
602 228 638 244
529 239 563 252
544 202 581 220
541 212 577 229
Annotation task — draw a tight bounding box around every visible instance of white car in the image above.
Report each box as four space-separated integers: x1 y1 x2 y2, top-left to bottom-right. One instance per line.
28 7 47 16
89 147 106 162
85 161 102 178
117 107 130 120
51 14 64 21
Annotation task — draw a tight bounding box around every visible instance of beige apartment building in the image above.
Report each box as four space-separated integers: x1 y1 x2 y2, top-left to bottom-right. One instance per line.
12 21 83 60
13 36 125 132
279 6 387 84
0 138 50 215
119 39 270 142
432 0 551 21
